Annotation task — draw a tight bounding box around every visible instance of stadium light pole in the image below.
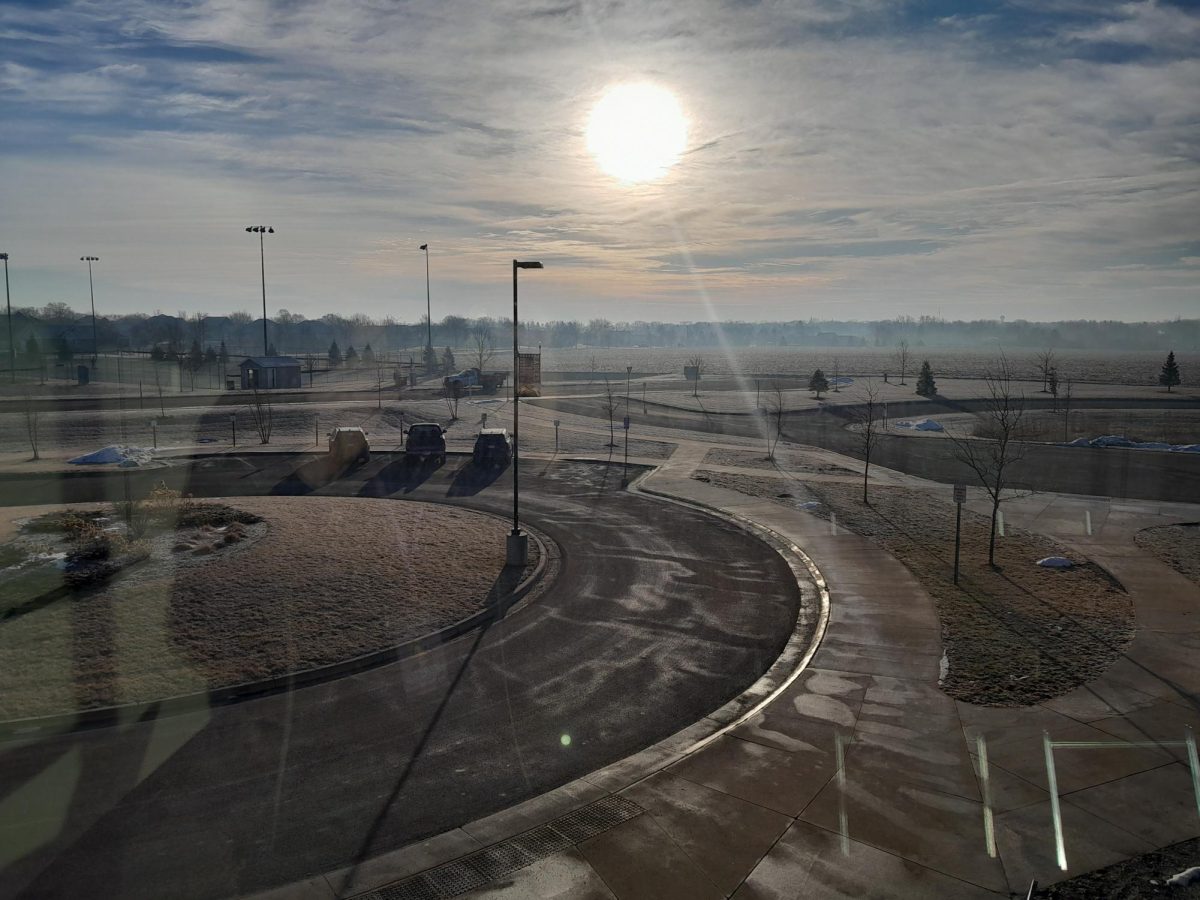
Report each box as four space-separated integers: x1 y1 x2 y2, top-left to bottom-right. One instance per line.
1 253 12 383
80 256 99 361
508 259 543 566
419 243 433 368
245 226 274 356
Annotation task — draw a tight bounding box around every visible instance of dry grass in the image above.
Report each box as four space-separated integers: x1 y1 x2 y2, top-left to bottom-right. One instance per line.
692 470 1134 706
701 447 855 474
1134 523 1200 586
0 497 528 720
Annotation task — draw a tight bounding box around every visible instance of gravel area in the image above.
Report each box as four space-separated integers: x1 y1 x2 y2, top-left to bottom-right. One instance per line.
0 496 535 720
692 470 1133 706
1134 523 1200 586
1035 837 1200 899
702 446 855 474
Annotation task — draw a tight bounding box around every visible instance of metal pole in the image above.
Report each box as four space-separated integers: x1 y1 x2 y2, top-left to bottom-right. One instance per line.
87 258 97 361
231 415 237 446
512 260 520 537
2 255 13 383
954 502 962 584
260 230 269 356
424 246 433 357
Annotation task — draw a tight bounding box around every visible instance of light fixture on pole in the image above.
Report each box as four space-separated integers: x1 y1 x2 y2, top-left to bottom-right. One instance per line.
508 259 543 566
80 256 100 361
419 243 433 369
1 253 12 383
245 226 274 356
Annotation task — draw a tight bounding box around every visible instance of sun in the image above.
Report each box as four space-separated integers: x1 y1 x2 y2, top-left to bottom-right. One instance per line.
586 82 687 184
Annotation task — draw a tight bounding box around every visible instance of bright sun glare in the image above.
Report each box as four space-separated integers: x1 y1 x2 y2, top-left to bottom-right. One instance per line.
586 83 687 184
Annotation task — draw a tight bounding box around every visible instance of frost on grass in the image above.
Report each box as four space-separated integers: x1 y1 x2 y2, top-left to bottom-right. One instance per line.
691 470 1133 706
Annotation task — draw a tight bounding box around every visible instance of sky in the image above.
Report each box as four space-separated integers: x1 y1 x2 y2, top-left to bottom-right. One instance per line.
1 0 1198 324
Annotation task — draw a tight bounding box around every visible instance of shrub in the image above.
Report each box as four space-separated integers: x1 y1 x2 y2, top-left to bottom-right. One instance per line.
22 509 106 536
176 503 262 529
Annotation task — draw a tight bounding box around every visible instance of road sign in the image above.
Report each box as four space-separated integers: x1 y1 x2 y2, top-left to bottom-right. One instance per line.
553 419 560 428
953 484 967 505
623 416 630 430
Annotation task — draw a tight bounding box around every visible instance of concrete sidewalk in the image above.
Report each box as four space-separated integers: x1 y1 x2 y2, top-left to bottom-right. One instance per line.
262 438 1199 900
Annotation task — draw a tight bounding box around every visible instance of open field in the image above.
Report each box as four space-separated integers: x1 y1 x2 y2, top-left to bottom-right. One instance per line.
0 496 529 720
691 471 1133 706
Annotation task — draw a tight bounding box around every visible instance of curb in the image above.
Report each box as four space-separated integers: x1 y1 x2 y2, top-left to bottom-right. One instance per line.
0 510 555 741
295 467 831 900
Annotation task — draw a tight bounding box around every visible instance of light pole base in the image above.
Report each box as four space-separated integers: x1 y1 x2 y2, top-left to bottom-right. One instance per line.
506 532 529 567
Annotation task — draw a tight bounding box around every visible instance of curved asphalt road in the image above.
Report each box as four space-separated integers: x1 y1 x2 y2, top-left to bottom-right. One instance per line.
0 453 801 900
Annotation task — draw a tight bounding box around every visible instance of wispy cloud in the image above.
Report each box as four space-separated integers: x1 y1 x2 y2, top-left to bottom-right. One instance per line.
0 0 1196 322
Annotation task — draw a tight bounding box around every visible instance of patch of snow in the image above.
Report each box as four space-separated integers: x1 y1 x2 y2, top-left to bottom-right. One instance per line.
939 650 949 684
69 445 156 466
797 501 822 510
895 418 944 432
1066 435 1200 453
1167 867 1200 887
1037 556 1074 569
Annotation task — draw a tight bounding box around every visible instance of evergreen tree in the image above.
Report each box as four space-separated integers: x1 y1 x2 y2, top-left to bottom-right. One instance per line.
442 346 455 372
189 339 204 370
55 335 72 362
1159 351 1180 392
266 342 277 357
218 340 229 368
346 345 359 366
24 335 40 361
808 368 829 399
150 345 165 361
915 360 937 397
362 343 376 365
328 341 342 367
204 345 218 364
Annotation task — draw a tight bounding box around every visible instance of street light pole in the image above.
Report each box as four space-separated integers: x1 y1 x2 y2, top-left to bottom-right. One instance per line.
1 253 12 383
81 256 99 361
509 259 543 566
245 226 274 356
420 243 432 368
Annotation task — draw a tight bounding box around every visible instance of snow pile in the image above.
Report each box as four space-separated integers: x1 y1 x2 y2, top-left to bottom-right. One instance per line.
829 376 854 386
1167 867 1200 887
895 418 944 432
1065 435 1200 453
1037 556 1074 569
68 445 156 467
797 501 823 511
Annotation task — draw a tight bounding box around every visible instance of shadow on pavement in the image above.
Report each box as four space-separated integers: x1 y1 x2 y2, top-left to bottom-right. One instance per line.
269 456 354 495
446 460 505 497
357 456 441 497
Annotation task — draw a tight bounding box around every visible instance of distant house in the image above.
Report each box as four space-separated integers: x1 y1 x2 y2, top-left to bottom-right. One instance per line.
238 356 301 390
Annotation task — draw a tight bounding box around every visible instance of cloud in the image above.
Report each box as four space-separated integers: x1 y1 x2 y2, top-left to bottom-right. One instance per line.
0 0 1196 322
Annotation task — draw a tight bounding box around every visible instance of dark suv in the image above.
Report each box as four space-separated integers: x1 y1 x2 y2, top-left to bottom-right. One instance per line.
472 428 512 468
404 422 447 464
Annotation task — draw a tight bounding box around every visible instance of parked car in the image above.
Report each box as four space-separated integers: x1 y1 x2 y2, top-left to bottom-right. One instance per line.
404 422 447 463
443 367 508 395
472 428 512 468
328 426 369 465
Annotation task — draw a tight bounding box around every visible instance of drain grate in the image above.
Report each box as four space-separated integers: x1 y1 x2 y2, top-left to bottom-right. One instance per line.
362 795 643 899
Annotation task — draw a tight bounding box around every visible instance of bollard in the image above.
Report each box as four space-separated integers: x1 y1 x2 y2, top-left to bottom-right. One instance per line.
997 509 1005 537
1084 509 1092 536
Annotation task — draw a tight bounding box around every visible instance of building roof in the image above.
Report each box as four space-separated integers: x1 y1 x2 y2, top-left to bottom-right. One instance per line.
239 356 301 367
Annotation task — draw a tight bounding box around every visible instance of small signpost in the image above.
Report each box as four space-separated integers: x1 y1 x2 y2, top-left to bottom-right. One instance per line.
953 483 966 584
150 419 157 450
230 413 237 447
553 419 561 454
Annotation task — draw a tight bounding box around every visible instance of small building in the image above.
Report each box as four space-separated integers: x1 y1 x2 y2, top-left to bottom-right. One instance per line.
238 356 301 390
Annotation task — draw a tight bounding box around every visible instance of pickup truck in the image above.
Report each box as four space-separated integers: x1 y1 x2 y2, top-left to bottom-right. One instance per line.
404 422 447 464
443 367 507 395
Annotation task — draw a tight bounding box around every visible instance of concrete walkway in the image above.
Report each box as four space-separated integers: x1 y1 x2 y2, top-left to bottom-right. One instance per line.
251 424 1195 900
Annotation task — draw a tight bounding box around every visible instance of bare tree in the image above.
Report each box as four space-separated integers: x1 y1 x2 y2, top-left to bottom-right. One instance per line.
832 356 841 393
947 355 1029 567
686 353 705 398
23 392 40 460
1034 348 1056 393
443 381 461 421
766 382 786 460
469 326 496 374
1061 378 1073 442
850 380 884 504
600 376 619 447
153 365 166 417
894 340 910 385
247 386 273 444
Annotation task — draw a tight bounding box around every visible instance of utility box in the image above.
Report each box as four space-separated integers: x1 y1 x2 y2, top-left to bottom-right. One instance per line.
77 365 90 385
